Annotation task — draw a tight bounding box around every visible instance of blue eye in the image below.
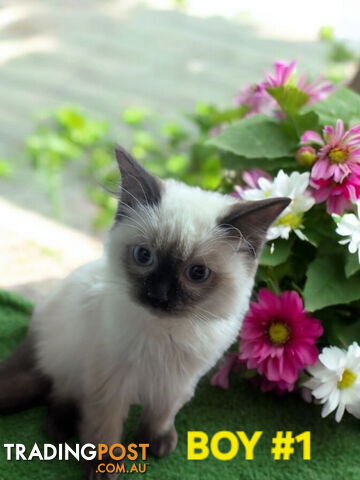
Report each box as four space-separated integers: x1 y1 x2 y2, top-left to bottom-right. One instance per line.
133 246 154 266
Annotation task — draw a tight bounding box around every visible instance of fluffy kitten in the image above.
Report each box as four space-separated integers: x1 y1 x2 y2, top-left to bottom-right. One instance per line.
0 146 289 479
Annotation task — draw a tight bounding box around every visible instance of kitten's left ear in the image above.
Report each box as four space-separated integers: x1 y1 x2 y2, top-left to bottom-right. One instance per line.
218 197 291 255
114 145 163 213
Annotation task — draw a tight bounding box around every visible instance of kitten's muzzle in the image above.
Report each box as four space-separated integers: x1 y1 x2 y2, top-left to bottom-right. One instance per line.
146 282 173 310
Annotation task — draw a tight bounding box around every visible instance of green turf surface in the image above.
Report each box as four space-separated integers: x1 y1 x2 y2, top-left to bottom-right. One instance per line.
0 289 359 480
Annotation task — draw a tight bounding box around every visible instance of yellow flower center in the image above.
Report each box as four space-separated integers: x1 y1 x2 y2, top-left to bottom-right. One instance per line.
329 148 348 164
338 369 357 389
276 212 303 229
268 322 290 345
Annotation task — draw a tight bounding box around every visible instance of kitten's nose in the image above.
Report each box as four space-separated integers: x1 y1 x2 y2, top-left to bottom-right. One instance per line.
146 283 169 303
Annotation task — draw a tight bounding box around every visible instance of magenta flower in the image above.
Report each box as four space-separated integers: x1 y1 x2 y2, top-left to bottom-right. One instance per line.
310 174 360 215
211 353 244 389
252 375 295 395
302 120 360 183
232 169 272 198
234 60 334 117
297 74 335 105
240 289 323 386
264 60 296 87
234 83 277 118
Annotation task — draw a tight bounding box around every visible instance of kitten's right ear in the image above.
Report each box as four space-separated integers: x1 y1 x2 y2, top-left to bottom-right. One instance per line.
218 197 291 255
114 145 163 214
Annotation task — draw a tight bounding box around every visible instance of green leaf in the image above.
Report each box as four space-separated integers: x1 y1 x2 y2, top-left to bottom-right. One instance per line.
260 238 293 267
308 87 360 126
337 321 360 346
284 111 320 140
267 85 309 115
345 251 360 278
208 115 296 159
219 152 295 172
304 251 360 311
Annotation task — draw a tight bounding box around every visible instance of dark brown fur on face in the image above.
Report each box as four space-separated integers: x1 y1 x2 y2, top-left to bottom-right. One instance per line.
122 242 221 316
114 145 163 220
218 197 292 255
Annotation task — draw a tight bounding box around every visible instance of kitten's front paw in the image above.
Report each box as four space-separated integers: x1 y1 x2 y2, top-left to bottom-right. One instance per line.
138 425 178 458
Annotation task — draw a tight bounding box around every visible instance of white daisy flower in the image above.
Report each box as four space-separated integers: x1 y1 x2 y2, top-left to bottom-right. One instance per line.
304 342 360 422
242 170 315 240
334 203 360 262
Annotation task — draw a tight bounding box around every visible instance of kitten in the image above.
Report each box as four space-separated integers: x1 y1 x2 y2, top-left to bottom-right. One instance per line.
0 146 289 479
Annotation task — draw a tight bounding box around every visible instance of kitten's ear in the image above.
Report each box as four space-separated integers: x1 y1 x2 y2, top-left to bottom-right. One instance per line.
114 145 163 213
218 197 291 255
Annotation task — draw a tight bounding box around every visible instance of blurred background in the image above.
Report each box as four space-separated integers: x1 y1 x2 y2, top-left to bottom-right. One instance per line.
0 0 359 300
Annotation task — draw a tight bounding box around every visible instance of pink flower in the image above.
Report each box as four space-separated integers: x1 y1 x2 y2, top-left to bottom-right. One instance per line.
240 289 323 386
297 74 335 105
234 83 278 118
211 353 244 389
251 375 295 395
232 169 271 198
302 120 360 183
234 60 334 118
310 174 360 214
264 60 296 87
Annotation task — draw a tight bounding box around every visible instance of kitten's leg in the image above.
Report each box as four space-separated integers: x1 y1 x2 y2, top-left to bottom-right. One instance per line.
79 381 130 480
0 334 51 413
46 398 79 442
137 396 189 458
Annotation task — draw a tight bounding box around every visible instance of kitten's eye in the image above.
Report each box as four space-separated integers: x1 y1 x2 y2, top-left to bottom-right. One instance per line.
185 265 211 283
133 246 154 266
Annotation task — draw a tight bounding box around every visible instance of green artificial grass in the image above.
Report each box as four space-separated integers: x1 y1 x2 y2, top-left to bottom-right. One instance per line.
0 289 360 480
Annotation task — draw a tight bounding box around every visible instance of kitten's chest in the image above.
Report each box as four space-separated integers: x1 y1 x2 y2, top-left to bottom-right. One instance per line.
112 315 240 405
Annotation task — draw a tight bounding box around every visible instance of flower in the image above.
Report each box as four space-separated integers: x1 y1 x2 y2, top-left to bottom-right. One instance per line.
234 83 278 118
232 169 271 198
301 119 360 183
211 353 244 389
264 60 296 87
240 289 323 388
296 146 317 167
252 375 295 395
241 170 315 240
264 60 334 105
234 60 334 117
304 342 360 422
310 174 360 215
297 74 335 105
334 202 360 261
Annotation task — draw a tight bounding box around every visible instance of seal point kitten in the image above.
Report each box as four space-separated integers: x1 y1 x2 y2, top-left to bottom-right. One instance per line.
0 146 290 479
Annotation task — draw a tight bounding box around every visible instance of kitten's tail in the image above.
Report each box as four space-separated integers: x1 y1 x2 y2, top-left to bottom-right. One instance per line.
0 334 52 414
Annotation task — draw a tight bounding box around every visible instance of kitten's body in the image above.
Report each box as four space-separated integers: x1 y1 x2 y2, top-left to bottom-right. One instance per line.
0 147 290 479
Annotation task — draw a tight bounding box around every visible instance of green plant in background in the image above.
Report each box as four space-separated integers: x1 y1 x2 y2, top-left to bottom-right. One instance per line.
319 25 358 84
26 105 109 218
25 102 246 228
0 159 12 178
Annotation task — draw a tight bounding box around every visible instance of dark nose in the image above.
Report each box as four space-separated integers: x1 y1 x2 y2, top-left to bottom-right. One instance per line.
146 282 169 306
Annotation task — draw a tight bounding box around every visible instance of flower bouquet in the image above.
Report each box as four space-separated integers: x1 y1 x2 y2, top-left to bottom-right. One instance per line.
209 60 360 423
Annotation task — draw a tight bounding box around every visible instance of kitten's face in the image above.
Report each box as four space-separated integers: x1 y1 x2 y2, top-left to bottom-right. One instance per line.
107 146 290 319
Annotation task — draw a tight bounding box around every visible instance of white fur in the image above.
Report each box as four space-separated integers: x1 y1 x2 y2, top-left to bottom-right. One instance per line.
31 179 256 441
